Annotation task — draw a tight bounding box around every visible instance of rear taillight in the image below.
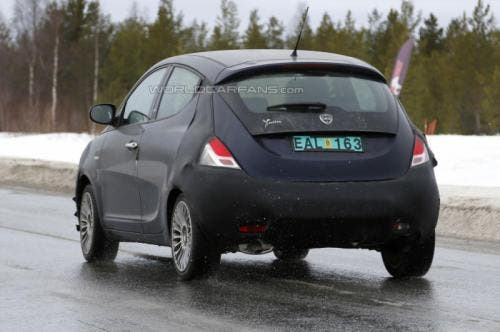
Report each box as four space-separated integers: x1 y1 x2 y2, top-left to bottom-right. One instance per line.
199 137 240 169
411 136 429 167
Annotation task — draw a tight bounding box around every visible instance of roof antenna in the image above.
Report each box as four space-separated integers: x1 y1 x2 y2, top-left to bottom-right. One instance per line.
291 6 309 58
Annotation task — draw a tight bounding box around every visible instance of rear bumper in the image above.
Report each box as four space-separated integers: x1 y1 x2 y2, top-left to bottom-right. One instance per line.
181 164 440 251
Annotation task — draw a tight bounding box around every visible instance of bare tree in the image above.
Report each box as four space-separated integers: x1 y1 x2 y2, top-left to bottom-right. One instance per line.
13 0 45 116
91 1 102 133
48 4 62 131
0 17 10 130
50 30 59 130
92 24 99 106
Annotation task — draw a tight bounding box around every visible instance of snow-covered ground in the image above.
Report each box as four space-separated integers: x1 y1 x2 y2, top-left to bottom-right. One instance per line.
0 133 93 164
0 132 499 187
426 135 500 187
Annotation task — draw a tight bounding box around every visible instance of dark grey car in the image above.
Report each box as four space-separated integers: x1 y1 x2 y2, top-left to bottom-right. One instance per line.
75 50 439 280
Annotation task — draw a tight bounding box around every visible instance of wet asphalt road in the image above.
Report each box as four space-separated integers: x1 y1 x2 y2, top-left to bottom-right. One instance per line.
0 187 499 331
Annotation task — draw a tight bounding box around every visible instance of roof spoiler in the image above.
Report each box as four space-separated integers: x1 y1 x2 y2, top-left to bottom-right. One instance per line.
215 62 386 85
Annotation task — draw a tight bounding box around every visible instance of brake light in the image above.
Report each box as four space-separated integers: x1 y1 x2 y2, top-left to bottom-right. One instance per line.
411 136 429 167
239 224 267 234
199 137 240 169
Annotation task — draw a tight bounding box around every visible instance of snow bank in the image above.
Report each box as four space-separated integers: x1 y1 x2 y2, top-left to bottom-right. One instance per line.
438 185 500 242
426 135 500 187
0 132 499 187
0 133 93 164
0 158 77 193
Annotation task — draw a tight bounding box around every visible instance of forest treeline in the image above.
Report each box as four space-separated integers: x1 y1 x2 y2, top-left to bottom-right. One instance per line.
0 0 498 134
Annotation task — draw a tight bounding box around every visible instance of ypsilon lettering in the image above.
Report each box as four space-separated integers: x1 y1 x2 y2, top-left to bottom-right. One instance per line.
263 118 282 128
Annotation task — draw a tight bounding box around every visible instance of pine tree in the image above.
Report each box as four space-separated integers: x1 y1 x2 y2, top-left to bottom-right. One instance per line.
400 0 421 33
243 9 266 49
209 0 240 50
398 13 445 131
182 20 208 53
314 13 335 52
147 0 182 62
102 16 149 106
483 29 500 132
419 14 443 55
482 65 500 132
469 0 494 38
437 16 470 133
467 0 495 133
373 8 412 77
63 0 86 42
329 11 367 59
265 16 284 49
366 9 383 65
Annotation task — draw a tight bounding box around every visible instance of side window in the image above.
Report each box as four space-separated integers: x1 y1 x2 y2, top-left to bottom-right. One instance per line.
123 68 167 125
157 67 201 119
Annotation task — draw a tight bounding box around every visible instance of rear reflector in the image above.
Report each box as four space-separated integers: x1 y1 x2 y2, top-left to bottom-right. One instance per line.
411 136 429 167
199 137 240 169
239 224 267 234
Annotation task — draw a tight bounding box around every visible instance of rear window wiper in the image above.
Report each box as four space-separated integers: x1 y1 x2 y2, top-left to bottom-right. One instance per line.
266 102 327 112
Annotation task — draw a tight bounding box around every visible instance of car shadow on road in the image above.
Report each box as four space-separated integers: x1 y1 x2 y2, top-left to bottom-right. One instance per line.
77 252 438 330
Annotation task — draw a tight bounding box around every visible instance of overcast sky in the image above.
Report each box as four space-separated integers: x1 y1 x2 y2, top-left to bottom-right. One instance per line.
0 0 498 32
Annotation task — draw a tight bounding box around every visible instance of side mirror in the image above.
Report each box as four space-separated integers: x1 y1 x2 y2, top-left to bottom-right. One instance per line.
89 104 116 125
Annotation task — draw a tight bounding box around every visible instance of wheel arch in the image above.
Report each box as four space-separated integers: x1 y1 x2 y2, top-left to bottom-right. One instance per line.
166 187 183 236
75 173 92 211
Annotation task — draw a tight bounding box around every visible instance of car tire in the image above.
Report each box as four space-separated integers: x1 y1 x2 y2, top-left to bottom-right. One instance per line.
79 184 119 262
381 233 435 278
273 248 309 261
170 195 221 281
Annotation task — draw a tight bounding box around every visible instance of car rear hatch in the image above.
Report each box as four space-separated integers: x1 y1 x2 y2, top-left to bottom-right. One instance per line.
213 64 414 182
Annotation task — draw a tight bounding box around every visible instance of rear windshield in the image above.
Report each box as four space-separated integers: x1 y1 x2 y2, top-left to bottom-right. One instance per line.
235 72 393 113
219 70 399 135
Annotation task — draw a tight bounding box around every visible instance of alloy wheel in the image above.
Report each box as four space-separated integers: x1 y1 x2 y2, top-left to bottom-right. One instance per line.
171 201 193 272
79 192 95 255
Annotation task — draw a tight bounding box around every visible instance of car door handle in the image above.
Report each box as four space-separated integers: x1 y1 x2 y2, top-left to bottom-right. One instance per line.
125 141 139 150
